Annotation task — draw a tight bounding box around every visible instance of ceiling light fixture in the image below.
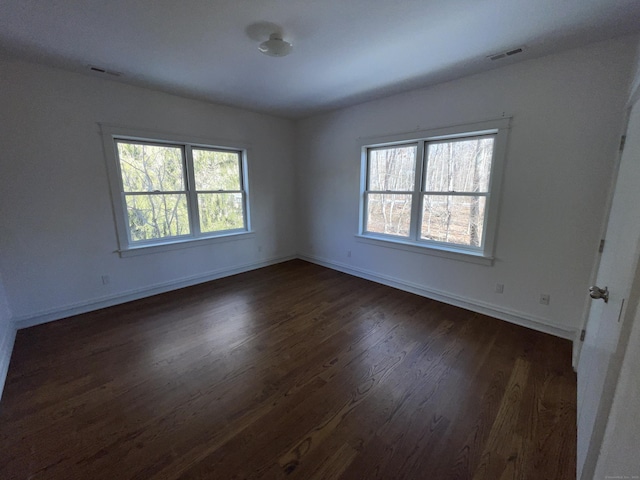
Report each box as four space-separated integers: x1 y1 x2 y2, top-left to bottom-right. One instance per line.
259 32 293 57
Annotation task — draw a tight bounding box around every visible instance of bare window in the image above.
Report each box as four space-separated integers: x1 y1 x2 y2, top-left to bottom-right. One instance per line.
421 136 494 247
360 120 509 259
365 145 417 237
102 126 250 254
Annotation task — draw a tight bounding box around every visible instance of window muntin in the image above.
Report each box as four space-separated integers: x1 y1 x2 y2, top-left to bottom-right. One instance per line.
361 126 504 256
192 148 246 233
364 144 417 237
111 137 248 249
116 141 191 243
420 135 494 248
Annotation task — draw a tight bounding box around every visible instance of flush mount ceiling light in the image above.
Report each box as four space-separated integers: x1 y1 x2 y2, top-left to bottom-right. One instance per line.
259 32 293 57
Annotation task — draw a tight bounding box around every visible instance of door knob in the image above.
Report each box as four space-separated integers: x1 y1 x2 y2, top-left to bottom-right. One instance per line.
589 286 609 303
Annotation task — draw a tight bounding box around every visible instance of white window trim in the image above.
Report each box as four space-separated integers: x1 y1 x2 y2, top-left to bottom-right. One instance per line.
100 124 253 257
357 118 511 265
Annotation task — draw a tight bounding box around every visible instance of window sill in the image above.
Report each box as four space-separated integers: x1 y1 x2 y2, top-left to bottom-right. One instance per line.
118 231 255 257
354 234 494 266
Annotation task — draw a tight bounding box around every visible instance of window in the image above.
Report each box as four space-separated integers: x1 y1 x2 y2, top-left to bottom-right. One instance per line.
101 126 250 255
359 119 509 262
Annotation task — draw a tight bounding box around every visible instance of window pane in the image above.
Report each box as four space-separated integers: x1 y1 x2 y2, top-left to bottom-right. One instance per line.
198 193 244 233
193 149 241 191
125 194 190 242
368 146 416 191
117 142 184 192
366 193 412 237
421 195 486 247
425 137 494 192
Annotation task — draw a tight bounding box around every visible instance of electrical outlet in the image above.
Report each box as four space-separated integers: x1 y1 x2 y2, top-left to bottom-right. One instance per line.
495 283 504 294
258 245 263 252
101 275 110 285
347 250 352 258
539 294 550 305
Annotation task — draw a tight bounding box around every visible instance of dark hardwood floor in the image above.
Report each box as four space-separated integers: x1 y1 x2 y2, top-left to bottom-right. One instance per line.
0 260 576 479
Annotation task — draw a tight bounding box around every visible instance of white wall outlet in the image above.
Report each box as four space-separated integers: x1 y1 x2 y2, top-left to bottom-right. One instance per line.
495 283 504 294
540 294 550 305
347 250 352 258
101 275 110 285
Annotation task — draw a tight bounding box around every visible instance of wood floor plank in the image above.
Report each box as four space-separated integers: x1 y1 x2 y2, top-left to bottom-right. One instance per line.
472 357 531 480
0 260 576 480
172 318 422 479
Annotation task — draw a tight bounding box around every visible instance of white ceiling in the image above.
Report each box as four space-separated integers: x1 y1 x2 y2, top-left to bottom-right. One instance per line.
1 0 639 118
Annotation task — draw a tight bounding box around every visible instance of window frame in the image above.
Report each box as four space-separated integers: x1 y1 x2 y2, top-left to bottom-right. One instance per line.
101 125 252 257
357 118 510 265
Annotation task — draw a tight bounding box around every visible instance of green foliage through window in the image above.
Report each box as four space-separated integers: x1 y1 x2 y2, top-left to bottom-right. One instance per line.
114 139 247 244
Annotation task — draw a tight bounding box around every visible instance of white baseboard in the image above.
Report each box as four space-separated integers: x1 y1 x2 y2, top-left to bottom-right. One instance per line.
13 255 296 330
12 254 577 341
299 253 577 341
2 253 577 400
0 320 17 402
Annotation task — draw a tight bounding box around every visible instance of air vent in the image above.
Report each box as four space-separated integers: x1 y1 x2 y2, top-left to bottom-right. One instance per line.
88 65 122 77
488 47 524 61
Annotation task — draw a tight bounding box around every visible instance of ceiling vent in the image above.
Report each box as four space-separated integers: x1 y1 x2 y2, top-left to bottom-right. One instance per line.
88 65 122 77
488 47 524 61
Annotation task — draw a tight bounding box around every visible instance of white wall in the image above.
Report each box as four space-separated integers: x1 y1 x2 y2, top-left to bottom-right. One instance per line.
295 36 637 339
0 37 635 348
0 272 15 400
0 59 297 325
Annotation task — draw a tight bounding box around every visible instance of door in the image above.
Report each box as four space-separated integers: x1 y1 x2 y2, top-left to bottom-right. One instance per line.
577 102 640 480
